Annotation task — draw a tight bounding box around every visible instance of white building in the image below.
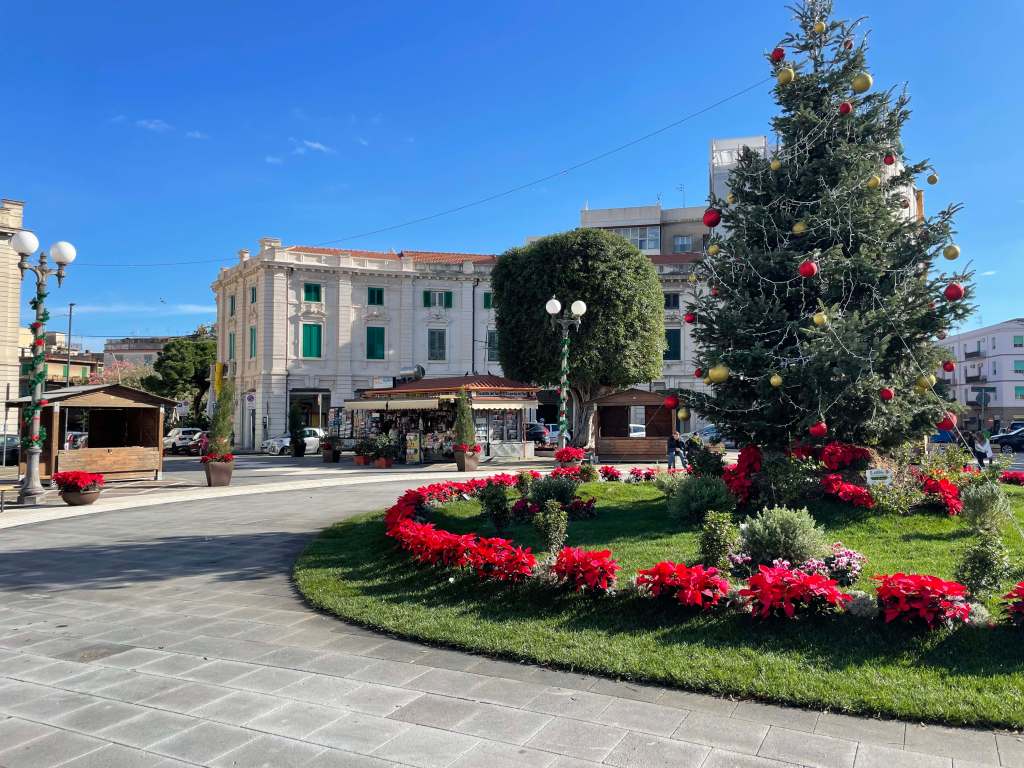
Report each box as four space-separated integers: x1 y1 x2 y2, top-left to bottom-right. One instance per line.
211 238 502 450
938 319 1024 432
1 199 26 435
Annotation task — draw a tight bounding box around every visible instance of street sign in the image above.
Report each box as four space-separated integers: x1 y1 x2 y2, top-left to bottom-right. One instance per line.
865 468 894 486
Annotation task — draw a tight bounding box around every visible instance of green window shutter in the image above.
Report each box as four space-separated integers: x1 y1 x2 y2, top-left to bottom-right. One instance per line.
368 287 384 306
367 327 385 360
304 283 322 302
423 290 432 307
81 366 89 378
487 329 499 362
228 332 236 360
664 329 681 360
62 365 68 377
250 286 257 304
483 292 493 309
1015 361 1024 373
229 295 235 316
443 291 453 309
249 326 257 358
302 324 323 358
1015 335 1024 347
1017 387 1024 400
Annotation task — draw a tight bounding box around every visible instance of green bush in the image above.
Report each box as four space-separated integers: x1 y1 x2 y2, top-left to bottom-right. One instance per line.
756 452 819 507
667 476 734 523
739 506 828 565
688 443 724 478
578 463 599 483
699 511 738 570
515 470 534 497
530 476 580 509
955 530 1011 596
870 474 926 516
653 470 689 500
454 392 476 445
477 482 512 533
533 499 568 556
208 381 235 453
960 482 1011 534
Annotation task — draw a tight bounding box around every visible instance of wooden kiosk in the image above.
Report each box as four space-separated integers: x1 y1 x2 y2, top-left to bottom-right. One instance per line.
592 388 674 462
6 384 177 482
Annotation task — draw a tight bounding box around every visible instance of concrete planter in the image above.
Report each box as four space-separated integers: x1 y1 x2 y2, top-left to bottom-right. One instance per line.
557 460 581 469
60 489 101 506
455 451 479 472
373 457 394 469
204 460 234 487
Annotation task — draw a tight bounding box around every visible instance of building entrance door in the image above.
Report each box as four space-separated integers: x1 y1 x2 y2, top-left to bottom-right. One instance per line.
249 410 256 449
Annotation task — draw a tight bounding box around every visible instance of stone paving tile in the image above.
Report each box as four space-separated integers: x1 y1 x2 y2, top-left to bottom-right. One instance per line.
347 659 429 688
277 673 363 707
302 651 374 678
733 700 821 733
14 659 91 684
134 652 210 677
179 658 260 684
338 682 422 717
594 697 688 737
58 666 139 694
230 665 312 693
0 728 105 768
523 687 613 721
525 717 627 762
304 748 399 767
671 710 768 754
456 703 552 746
149 719 257 764
6 688 99 722
996 733 1024 768
100 647 173 669
95 673 185 704
319 634 389 655
586 678 662 703
525 667 595 692
138 680 233 712
0 654 55 677
368 638 433 663
415 647 485 672
210 733 327 767
815 711 906 747
407 667 488 697
254 646 331 671
904 724 1000 764
96 709 200 749
191 689 287 725
853 743 952 768
448 740 557 768
390 692 482 729
58 742 171 768
308 712 410 754
372 724 480 768
702 749 802 768
0 716 57 750
758 726 857 768
52 699 146 732
604 730 710 768
245 701 345 740
468 677 549 708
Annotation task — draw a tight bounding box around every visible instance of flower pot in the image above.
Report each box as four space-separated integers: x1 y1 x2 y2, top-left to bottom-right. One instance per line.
455 451 479 472
557 460 581 469
373 457 394 469
292 442 306 458
204 460 234 487
354 454 370 465
60 489 101 506
322 447 335 462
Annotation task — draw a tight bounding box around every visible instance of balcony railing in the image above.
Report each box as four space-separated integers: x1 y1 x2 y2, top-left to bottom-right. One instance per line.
965 349 985 359
965 374 987 383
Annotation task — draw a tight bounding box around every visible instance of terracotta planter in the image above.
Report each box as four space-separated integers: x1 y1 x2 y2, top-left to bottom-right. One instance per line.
373 457 394 469
354 455 370 466
204 460 234 487
60 489 101 506
455 451 479 472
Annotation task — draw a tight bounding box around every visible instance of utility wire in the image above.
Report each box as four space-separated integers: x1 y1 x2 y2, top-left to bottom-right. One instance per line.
76 76 772 268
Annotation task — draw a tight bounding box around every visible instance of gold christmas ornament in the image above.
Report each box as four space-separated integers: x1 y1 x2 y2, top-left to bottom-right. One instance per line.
851 72 873 94
770 158 783 171
813 20 827 34
792 221 808 235
942 244 960 261
776 67 795 86
812 311 828 326
866 175 881 189
927 172 939 185
688 272 698 283
707 243 721 257
677 407 689 421
726 192 737 205
916 373 937 390
703 376 712 386
769 373 783 388
708 364 730 384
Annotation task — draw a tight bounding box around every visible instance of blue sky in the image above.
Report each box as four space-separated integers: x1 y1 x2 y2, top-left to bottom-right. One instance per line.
5 1 1022 350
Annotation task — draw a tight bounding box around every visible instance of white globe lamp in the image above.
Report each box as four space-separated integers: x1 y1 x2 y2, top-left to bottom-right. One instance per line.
50 241 77 266
545 298 562 316
11 230 39 256
570 300 587 317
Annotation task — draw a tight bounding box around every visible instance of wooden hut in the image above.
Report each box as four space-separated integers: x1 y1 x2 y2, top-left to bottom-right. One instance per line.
6 384 177 482
592 388 674 462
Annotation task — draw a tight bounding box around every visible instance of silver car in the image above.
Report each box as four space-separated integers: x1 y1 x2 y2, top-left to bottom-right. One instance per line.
261 428 325 455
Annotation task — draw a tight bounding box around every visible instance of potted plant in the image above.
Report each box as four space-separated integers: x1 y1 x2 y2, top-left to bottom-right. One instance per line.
322 435 341 463
371 434 396 468
52 471 104 506
453 392 480 471
353 438 374 465
554 446 586 467
202 382 236 486
288 403 306 457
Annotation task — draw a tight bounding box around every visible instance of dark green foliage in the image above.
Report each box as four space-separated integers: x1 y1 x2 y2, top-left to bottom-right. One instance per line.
667 476 735 523
369 434 396 460
142 326 217 416
209 381 234 453
955 530 1011 596
478 482 512 533
533 499 568 556
682 0 973 449
740 506 828 565
757 452 821 506
454 393 475 445
699 511 738 570
529 476 579 509
515 470 534 497
288 403 306 455
688 443 725 478
578 463 599 483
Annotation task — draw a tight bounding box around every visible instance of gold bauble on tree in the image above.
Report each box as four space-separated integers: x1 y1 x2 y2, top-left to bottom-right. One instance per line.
703 376 712 386
708 364 730 383
677 407 689 421
792 221 808 235
812 311 828 326
707 243 720 256
813 20 826 34
927 172 939 185
770 158 783 171
916 373 937 390
776 68 795 86
851 72 873 94
688 272 698 283
943 244 960 261
769 373 783 388
726 192 737 205
866 175 881 189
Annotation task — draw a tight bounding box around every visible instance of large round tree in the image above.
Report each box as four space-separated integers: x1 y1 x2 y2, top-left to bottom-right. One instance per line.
491 228 664 446
684 0 973 450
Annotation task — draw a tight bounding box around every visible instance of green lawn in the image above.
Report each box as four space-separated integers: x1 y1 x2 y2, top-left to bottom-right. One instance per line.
294 481 1024 728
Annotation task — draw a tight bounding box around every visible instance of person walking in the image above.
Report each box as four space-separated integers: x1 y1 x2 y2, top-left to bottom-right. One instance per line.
667 430 683 469
974 431 993 468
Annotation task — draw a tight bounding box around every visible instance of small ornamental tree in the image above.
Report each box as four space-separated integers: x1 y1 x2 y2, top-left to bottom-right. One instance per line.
208 380 235 454
683 0 973 450
454 392 476 448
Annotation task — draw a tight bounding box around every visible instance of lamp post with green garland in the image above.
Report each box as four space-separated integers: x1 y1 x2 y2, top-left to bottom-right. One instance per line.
10 231 76 504
544 296 587 449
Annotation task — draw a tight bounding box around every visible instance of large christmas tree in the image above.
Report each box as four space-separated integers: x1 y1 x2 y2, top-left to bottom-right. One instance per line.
684 0 973 451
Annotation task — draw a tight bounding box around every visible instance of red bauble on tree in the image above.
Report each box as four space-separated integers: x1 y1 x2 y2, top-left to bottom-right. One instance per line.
943 283 965 301
770 47 785 62
879 387 894 402
808 421 828 438
662 395 680 410
843 38 854 50
38 399 49 407
684 312 696 324
702 208 722 228
838 101 852 115
937 331 948 340
693 367 703 378
30 321 41 330
883 153 896 165
936 412 957 431
798 260 819 278
710 287 719 297
942 360 955 372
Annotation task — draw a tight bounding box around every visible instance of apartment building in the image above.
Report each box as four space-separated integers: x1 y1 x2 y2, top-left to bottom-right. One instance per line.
103 336 181 367
938 319 1024 431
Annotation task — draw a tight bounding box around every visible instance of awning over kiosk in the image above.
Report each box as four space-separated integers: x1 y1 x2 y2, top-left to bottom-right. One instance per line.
472 400 539 411
343 399 440 411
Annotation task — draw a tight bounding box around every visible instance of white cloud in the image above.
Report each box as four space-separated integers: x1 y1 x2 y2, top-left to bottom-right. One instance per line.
109 114 127 124
265 155 284 165
303 139 334 153
185 130 209 140
355 136 369 147
74 303 215 316
981 270 997 277
136 118 173 132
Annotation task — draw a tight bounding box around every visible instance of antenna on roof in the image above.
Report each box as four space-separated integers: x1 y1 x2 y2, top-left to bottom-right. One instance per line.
583 199 589 211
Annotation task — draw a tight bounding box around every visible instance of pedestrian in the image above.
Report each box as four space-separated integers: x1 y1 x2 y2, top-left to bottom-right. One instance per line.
667 430 683 469
974 431 993 468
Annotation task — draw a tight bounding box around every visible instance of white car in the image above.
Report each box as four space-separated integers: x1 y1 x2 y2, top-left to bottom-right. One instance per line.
164 427 202 454
261 428 325 455
629 423 647 438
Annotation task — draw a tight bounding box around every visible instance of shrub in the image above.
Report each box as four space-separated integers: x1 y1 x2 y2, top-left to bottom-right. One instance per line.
653 470 689 500
552 547 620 593
533 500 568 556
689 443 725 477
565 497 597 520
870 475 926 516
757 452 820 507
511 498 538 522
667 476 735 523
209 380 235 453
599 465 621 481
739 506 828 566
740 565 850 619
874 573 970 628
635 561 729 608
477 482 512 533
577 463 599 483
845 590 880 620
1002 582 1024 627
954 531 1011 596
454 392 475 446
530 475 580 508
554 446 585 463
515 470 534 497
699 512 738 571
960 482 1011 533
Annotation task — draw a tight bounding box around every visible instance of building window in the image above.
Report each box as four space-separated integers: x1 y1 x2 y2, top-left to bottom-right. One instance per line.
1015 335 1024 348
143 354 154 364
301 323 322 358
1016 361 1024 374
366 326 385 360
367 287 384 306
992 336 996 349
249 326 257 358
80 366 89 378
487 329 499 362
483 292 493 309
664 329 682 360
303 283 322 303
664 293 680 310
992 361 998 376
423 290 453 308
228 332 236 361
428 329 447 361
1016 386 1024 401
228 295 236 316
672 235 693 253
608 226 660 251
250 286 257 304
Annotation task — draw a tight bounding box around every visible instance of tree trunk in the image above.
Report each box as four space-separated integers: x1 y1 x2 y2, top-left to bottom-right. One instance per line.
570 385 616 449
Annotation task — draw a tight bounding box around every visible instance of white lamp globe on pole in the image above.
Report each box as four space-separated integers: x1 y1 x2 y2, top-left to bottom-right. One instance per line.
545 297 562 316
11 230 39 256
570 300 587 317
50 241 77 266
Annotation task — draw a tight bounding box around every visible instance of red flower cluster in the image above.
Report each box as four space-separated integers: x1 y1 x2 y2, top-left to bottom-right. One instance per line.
599 465 622 481
721 444 762 503
551 465 582 479
919 474 963 516
1002 582 1024 627
628 466 658 482
466 537 536 582
199 452 234 464
740 564 851 619
820 442 872 471
554 446 586 463
1000 471 1024 486
51 471 104 492
874 573 970 628
512 498 539 519
635 561 729 608
820 474 875 508
552 547 621 593
565 497 597 519
391 519 477 567
454 443 482 454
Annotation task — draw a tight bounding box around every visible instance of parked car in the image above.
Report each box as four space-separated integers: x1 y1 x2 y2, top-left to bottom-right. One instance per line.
1005 422 1024 433
164 427 202 454
64 431 88 449
1 434 18 465
629 423 647 438
526 422 553 446
261 427 325 455
683 425 737 449
186 431 209 456
991 428 1024 454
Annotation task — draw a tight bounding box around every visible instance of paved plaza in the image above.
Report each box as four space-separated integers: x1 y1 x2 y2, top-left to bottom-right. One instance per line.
0 479 1020 768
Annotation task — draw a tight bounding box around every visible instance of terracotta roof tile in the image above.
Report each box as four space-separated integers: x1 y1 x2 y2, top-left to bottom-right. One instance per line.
364 374 537 396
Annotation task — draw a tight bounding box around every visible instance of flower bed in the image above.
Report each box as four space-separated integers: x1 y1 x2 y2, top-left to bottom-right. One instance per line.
636 561 729 608
552 547 620 593
875 572 971 628
740 564 851 619
1000 471 1024 486
599 465 622 481
821 474 875 508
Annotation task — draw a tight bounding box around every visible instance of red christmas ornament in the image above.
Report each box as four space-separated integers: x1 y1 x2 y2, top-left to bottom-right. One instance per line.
942 360 955 373
702 208 722 228
694 367 703 378
943 283 965 302
843 38 854 50
937 331 948 340
33 338 44 346
838 101 852 115
878 387 894 402
936 412 957 431
30 322 41 330
798 260 819 278
770 47 785 62
883 153 896 166
808 421 828 438
662 395 680 410
31 435 39 442
38 399 48 406
684 312 696 324
710 287 719 297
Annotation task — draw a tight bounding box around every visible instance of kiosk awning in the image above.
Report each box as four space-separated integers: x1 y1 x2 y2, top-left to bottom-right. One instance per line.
471 400 539 411
343 399 440 411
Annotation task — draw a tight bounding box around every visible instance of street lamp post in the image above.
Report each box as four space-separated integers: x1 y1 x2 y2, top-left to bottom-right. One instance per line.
545 296 587 449
11 231 76 504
